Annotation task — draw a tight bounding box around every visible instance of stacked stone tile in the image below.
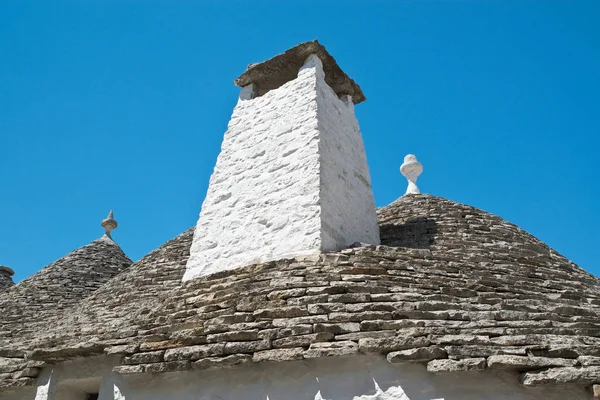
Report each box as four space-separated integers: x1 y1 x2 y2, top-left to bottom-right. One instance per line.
0 237 132 388
2 195 600 392
0 266 15 291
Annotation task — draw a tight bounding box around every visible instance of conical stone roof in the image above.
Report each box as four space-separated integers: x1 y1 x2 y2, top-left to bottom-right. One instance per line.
0 236 132 350
2 195 599 390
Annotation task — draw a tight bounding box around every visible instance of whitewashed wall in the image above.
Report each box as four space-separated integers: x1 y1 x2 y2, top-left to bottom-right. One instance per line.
184 54 379 281
99 356 587 400
1 356 119 400
316 74 379 252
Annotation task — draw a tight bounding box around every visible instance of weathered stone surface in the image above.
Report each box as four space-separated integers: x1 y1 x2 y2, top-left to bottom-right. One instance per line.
304 341 358 358
0 361 26 374
253 307 308 320
257 326 312 340
139 341 180 352
358 337 430 353
487 355 577 371
104 344 140 355
387 346 447 363
164 344 224 361
432 335 490 345
272 315 328 327
144 361 191 373
521 366 600 386
444 345 528 358
113 365 144 375
334 330 396 341
207 330 259 343
311 322 359 334
234 40 366 104
123 350 164 365
253 348 304 362
427 358 487 373
13 367 39 379
579 356 600 366
192 354 252 370
169 328 207 345
223 340 270 355
30 343 105 362
0 349 25 358
272 333 333 348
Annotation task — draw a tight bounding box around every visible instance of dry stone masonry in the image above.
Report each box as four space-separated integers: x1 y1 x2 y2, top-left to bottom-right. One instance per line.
184 42 379 281
0 214 132 392
2 195 599 397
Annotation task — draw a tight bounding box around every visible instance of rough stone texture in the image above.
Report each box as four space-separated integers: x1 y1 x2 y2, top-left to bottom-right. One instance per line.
0 237 131 343
0 266 15 291
520 366 600 386
387 346 447 363
0 237 131 388
234 40 366 104
2 194 600 391
487 355 577 370
184 53 378 280
427 358 487 373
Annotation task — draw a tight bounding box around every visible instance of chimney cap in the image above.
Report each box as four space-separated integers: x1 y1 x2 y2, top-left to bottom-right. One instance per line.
234 40 366 104
0 266 14 277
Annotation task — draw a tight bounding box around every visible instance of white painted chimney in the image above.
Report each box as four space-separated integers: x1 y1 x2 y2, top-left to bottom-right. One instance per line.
183 41 380 281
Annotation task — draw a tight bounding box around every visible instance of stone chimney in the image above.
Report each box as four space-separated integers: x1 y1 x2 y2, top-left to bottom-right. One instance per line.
0 266 15 290
183 41 380 281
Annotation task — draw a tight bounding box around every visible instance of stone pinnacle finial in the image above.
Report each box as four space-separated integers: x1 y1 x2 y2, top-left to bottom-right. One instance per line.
101 210 118 239
400 154 423 195
0 265 15 290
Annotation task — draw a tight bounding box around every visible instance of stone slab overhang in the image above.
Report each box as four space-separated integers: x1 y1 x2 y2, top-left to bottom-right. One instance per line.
234 40 366 104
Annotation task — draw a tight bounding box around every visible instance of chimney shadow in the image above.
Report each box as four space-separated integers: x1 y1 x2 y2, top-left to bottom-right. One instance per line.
379 217 438 249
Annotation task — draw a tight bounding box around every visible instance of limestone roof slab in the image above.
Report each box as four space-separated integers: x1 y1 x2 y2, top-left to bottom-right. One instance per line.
234 40 366 104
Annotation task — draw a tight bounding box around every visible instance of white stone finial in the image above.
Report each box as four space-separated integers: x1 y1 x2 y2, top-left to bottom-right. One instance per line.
101 210 118 238
400 154 423 195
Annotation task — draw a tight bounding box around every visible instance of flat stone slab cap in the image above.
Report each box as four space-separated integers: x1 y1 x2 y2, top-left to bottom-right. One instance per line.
0 266 14 276
234 40 366 104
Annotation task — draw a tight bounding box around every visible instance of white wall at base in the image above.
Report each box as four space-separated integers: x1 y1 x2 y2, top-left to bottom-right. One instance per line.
98 373 127 400
10 356 121 400
109 355 589 400
34 369 54 400
184 54 379 281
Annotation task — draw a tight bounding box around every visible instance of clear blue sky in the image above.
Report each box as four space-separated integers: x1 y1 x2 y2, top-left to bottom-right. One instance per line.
1 1 598 282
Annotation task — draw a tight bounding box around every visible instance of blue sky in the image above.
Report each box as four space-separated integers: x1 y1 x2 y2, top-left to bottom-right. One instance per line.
1 1 598 282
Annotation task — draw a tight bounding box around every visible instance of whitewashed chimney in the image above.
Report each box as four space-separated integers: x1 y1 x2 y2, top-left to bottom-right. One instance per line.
183 41 380 281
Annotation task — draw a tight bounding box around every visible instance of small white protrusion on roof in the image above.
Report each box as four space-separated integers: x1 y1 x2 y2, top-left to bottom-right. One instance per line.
101 210 118 239
400 154 423 195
